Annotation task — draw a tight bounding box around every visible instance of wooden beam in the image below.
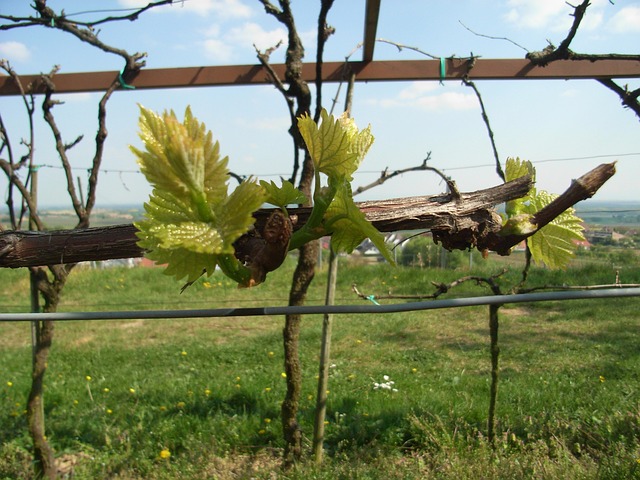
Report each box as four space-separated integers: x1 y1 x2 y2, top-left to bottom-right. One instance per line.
362 0 381 62
1 58 639 96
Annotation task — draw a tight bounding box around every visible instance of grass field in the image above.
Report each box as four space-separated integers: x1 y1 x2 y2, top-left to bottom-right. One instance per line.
1 256 639 479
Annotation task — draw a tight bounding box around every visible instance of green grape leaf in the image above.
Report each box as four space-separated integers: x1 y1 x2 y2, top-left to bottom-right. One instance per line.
505 157 536 184
325 182 395 265
140 188 200 224
504 157 536 217
297 109 374 181
132 105 265 285
527 191 585 269
132 106 229 209
215 178 266 244
148 247 217 284
148 222 225 253
260 179 308 208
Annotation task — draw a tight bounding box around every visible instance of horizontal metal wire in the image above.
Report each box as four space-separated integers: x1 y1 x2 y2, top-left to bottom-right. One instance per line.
1 288 639 322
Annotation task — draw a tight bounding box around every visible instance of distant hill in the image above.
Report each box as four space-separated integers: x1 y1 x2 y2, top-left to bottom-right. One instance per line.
574 201 640 226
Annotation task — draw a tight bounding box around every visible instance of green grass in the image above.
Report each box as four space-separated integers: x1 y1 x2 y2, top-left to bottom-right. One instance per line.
1 257 639 479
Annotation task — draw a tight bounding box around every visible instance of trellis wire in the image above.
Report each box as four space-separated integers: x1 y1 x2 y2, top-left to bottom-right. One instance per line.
1 287 639 322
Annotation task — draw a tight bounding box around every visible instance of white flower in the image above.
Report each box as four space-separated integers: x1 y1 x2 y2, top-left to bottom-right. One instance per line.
372 375 398 392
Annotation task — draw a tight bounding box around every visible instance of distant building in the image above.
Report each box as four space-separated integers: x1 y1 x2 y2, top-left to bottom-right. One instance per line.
584 227 628 245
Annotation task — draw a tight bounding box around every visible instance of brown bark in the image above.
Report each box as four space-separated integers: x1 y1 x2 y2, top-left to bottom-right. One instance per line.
0 162 615 271
0 175 534 268
258 0 322 464
27 264 70 479
27 319 56 479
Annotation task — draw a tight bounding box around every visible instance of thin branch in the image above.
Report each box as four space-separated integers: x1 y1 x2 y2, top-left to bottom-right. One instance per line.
352 269 506 302
376 38 440 59
518 282 640 294
462 56 505 182
0 159 44 231
254 41 300 186
526 0 590 66
459 21 529 53
597 79 640 122
83 76 121 228
64 1 176 28
41 70 85 221
524 1 640 66
520 0 640 121
0 1 173 30
353 153 432 196
0 61 38 231
352 152 460 200
28 1 146 72
314 0 336 121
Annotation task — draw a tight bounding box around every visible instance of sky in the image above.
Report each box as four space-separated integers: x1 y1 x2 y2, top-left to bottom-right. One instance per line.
1 0 639 210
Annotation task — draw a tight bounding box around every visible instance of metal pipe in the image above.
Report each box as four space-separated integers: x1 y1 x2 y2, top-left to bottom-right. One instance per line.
1 287 638 322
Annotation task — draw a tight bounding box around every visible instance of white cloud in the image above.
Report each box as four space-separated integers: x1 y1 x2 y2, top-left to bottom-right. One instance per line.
202 21 286 61
503 0 605 31
397 82 439 100
504 0 568 29
202 38 234 62
368 82 477 111
118 0 253 18
416 91 478 111
608 6 640 33
228 22 287 51
0 41 31 62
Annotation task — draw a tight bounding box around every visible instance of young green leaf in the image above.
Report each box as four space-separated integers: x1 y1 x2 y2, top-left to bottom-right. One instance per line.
132 105 265 286
324 182 395 265
526 191 585 269
504 157 535 217
500 157 584 268
297 109 374 181
505 157 535 184
260 179 308 209
291 109 386 260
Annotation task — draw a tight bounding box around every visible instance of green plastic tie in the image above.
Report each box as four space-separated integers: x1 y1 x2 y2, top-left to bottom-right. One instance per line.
439 57 446 85
118 69 136 90
367 295 380 306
